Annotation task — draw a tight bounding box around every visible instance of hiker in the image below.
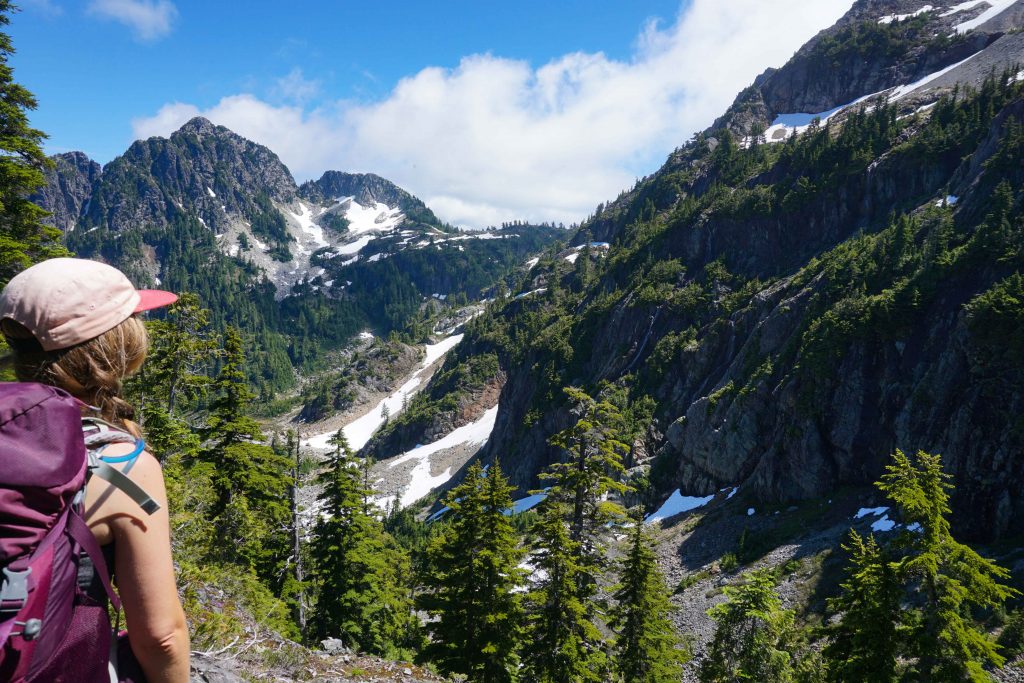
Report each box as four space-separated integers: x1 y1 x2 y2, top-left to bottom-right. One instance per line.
0 258 189 682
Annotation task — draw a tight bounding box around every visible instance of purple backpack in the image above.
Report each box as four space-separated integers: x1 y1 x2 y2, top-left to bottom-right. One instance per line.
0 382 157 682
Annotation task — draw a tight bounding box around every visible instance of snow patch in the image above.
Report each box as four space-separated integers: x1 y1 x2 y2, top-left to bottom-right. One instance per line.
871 515 897 532
509 492 547 515
952 0 1018 32
564 252 580 264
878 5 934 23
289 202 328 249
358 331 374 341
302 334 465 452
339 198 404 236
761 91 885 143
890 51 982 99
388 406 499 508
855 506 889 519
206 187 216 198
524 257 540 269
747 507 756 516
645 490 715 524
941 0 989 16
335 235 375 256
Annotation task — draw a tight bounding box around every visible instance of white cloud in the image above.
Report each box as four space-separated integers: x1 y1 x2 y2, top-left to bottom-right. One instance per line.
88 0 177 41
131 0 854 228
274 68 321 104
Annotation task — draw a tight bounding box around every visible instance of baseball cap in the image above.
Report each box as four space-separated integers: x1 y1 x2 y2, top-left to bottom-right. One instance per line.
0 258 178 351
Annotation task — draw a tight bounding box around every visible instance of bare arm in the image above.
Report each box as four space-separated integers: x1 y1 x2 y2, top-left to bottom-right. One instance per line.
86 449 190 683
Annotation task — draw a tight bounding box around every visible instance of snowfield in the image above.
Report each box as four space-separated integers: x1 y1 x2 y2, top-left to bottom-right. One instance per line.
952 0 1018 32
302 334 465 452
385 405 499 509
290 201 328 249
336 197 404 236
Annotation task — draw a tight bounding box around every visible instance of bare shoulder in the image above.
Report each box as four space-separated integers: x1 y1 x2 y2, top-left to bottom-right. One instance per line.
84 444 170 544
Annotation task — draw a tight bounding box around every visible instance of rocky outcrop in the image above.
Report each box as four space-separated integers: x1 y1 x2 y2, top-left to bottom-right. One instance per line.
83 117 297 234
714 0 1017 137
299 171 444 228
31 151 100 232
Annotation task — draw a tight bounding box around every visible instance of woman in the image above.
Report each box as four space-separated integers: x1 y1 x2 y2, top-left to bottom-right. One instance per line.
0 257 190 683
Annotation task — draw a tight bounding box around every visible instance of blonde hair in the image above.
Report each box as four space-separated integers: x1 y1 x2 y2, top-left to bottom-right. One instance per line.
1 316 149 437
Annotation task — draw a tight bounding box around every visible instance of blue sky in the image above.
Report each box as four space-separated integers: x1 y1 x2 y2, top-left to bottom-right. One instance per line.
10 0 854 227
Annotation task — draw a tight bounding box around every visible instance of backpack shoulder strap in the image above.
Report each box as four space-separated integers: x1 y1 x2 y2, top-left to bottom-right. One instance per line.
81 419 161 516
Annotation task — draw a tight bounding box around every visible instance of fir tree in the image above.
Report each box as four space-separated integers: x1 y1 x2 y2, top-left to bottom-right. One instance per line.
610 517 688 682
0 0 65 289
542 386 630 585
310 429 419 657
878 449 1018 681
823 531 902 682
523 502 607 683
137 292 219 415
700 568 795 683
418 461 525 682
203 326 292 577
127 293 217 461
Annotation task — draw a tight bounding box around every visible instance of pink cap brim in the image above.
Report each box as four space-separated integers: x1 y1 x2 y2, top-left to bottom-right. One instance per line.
134 290 179 313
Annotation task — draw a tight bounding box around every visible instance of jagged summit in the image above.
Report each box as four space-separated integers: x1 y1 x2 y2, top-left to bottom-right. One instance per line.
175 115 220 136
713 0 1024 138
299 171 445 229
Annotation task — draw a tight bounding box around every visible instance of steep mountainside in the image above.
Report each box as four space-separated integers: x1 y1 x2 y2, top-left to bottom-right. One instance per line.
33 120 560 390
405 0 1024 540
34 151 101 232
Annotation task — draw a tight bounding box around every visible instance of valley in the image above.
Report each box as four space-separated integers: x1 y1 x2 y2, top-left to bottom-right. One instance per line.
8 0 1024 680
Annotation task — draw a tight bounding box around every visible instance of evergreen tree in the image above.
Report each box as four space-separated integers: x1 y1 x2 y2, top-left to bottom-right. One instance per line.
418 462 525 682
137 292 219 415
127 293 217 461
523 502 607 683
542 386 630 583
823 531 902 682
610 517 688 682
700 568 795 682
203 326 292 577
0 0 65 289
310 429 419 657
878 450 1018 681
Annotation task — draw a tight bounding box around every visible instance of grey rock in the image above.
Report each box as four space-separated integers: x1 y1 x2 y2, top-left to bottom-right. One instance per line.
31 151 101 232
190 655 247 683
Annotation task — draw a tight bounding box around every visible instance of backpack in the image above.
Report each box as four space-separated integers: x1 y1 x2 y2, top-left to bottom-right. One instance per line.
0 382 158 682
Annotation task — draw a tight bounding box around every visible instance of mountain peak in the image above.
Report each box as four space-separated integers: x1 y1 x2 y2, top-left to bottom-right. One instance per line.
176 116 220 136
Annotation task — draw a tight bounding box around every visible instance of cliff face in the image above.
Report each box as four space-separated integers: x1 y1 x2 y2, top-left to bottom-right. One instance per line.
409 0 1024 540
32 151 101 232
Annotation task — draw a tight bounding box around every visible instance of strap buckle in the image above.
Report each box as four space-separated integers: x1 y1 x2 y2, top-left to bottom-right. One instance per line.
0 567 31 615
